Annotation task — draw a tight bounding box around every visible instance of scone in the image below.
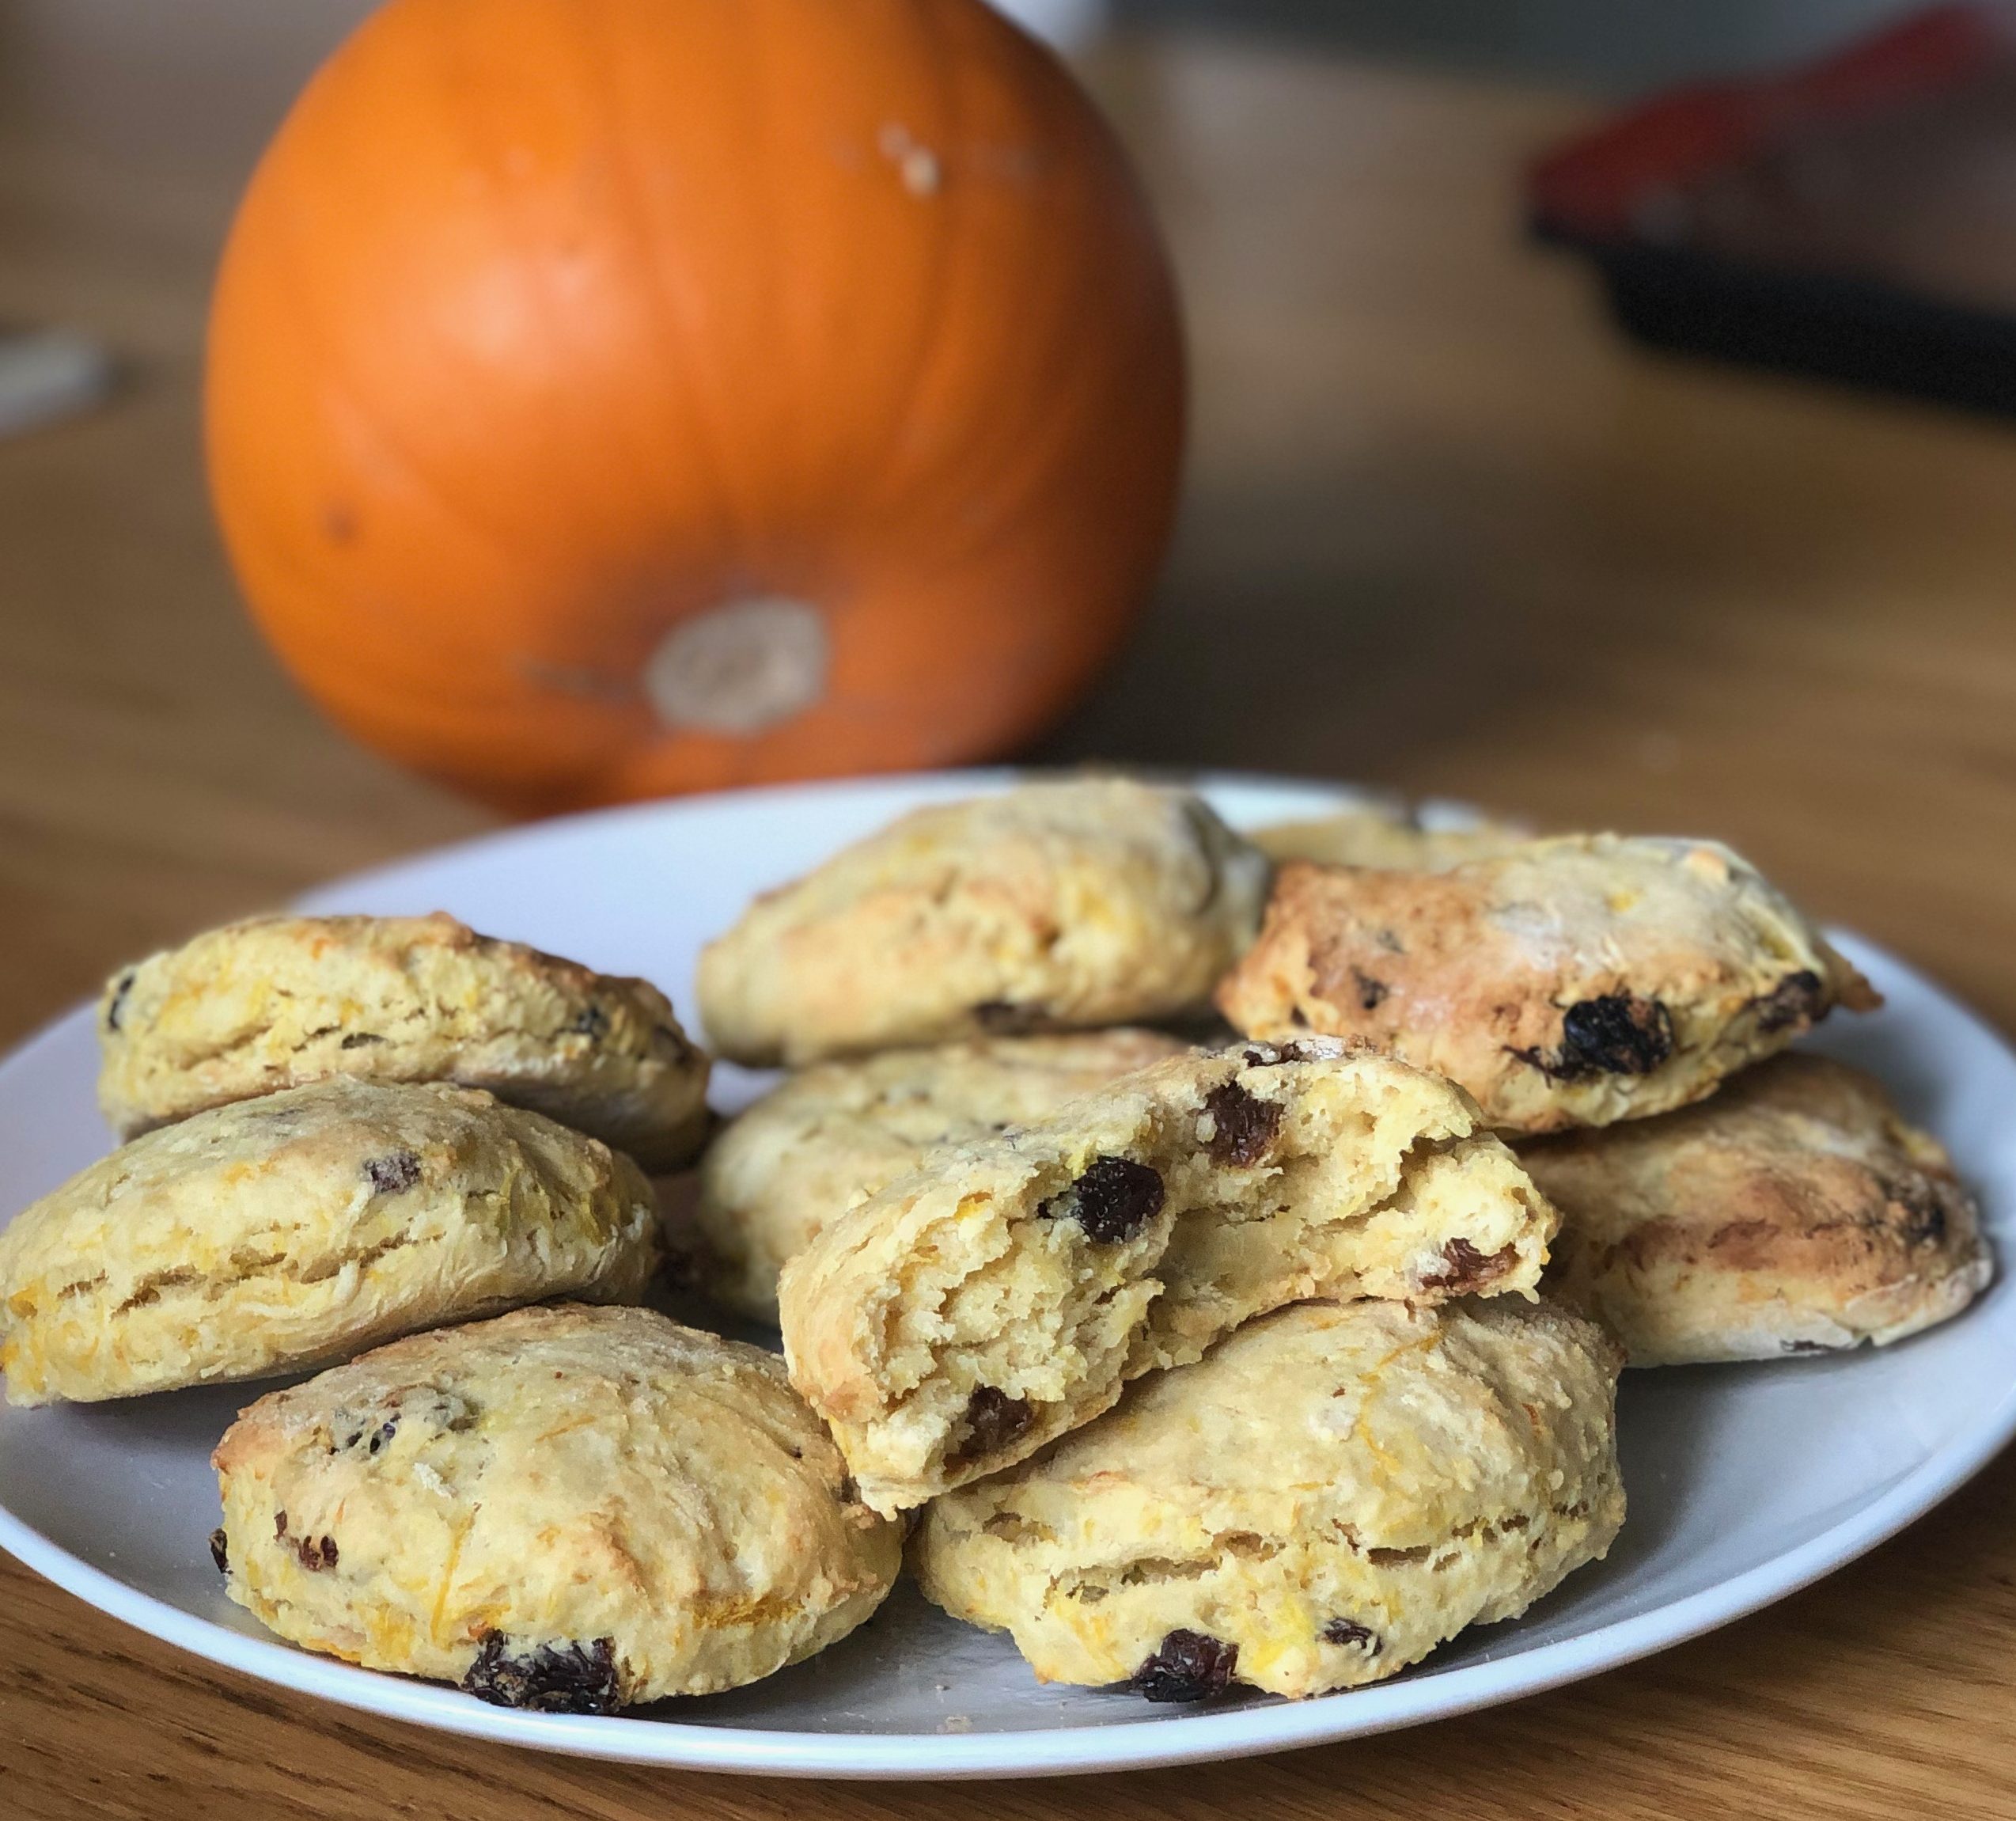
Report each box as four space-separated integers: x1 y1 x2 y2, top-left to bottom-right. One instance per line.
778 1040 1559 1514
913 1296 1624 1701
1523 1053 1991 1364
692 1030 1192 1322
97 912 711 1170
1253 804 1531 869
1216 835 1879 1134
210 1304 901 1709
696 777 1271 1066
0 1079 657 1405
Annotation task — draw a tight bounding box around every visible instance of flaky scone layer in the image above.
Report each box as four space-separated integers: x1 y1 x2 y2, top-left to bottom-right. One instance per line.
0 1078 658 1404
1216 835 1878 1134
213 1305 901 1709
97 912 710 1170
778 1041 1559 1514
914 1296 1624 1700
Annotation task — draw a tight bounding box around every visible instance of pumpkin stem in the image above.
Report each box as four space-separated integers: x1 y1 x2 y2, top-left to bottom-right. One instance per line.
643 598 828 736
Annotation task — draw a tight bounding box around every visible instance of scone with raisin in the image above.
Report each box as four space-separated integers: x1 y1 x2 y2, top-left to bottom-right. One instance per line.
778 1040 1559 1514
696 778 1270 1066
211 1304 901 1709
913 1296 1624 1701
1524 1053 1991 1364
98 912 711 1170
692 1030 1192 1322
1216 835 1878 1134
1253 804 1531 870
0 1079 657 1404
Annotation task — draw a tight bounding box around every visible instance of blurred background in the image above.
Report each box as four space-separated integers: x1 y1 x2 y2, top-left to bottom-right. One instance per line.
6 0 2015 1043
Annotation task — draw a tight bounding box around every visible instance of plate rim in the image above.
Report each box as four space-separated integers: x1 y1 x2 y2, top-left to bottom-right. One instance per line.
3 768 2013 1778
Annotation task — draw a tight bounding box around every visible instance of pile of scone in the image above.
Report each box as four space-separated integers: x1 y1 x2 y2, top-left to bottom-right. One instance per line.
0 777 1991 1719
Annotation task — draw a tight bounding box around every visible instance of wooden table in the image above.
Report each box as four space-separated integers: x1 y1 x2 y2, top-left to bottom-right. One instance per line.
5 21 2016 1819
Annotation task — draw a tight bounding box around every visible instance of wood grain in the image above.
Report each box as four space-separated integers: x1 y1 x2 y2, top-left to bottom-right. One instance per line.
4 21 2016 1819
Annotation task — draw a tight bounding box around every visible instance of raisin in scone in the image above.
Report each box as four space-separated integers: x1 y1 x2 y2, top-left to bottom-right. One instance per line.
98 912 711 1170
913 1296 1624 1701
0 1079 657 1405
211 1304 900 1709
1523 1053 1991 1364
696 778 1271 1066
777 1040 1559 1514
692 1030 1192 1322
1215 835 1878 1135
1253 805 1531 870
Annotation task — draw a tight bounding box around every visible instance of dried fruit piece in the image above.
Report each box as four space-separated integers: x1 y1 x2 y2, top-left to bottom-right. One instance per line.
949 1386 1033 1467
1323 1616 1381 1653
362 1149 423 1196
1752 969 1825 1032
1040 1155 1165 1243
1128 1629 1240 1702
1200 1083 1281 1167
1420 1237 1519 1293
460 1633 623 1714
1516 994 1674 1082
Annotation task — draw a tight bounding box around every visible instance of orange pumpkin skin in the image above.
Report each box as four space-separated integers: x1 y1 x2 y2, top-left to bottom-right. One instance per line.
205 0 1184 814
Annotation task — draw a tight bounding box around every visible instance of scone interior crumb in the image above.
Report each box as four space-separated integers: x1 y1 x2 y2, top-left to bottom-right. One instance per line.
691 1030 1196 1322
779 1041 1559 1512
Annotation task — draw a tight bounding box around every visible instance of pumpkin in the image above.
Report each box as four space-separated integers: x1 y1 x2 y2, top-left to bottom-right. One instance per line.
205 0 1185 814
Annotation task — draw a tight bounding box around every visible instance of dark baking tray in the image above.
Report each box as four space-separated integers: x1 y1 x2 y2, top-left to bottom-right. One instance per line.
1529 5 2016 415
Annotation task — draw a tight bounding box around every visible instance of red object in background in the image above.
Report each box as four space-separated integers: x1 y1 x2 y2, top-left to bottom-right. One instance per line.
1530 6 2016 415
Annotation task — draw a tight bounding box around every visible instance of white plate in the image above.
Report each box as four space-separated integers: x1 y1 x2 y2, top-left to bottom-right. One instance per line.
2 770 2013 1780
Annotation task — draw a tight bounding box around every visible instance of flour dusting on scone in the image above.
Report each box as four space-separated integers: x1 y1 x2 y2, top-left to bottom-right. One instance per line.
210 1305 901 1708
777 1040 1559 1514
1524 1053 1991 1364
696 777 1270 1066
0 1078 659 1405
692 1030 1192 1322
913 1296 1624 1700
98 912 711 1170
1215 834 1878 1134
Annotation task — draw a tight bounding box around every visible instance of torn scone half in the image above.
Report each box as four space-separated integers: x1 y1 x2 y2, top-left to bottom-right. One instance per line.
777 1040 1560 1515
1216 834 1880 1135
1523 1052 1992 1364
211 1305 902 1710
912 1296 1625 1701
692 1029 1194 1323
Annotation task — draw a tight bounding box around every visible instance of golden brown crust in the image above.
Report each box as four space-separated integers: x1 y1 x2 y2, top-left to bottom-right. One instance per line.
1215 837 1878 1133
97 912 711 1170
913 1296 1624 1699
695 779 1271 1066
1522 1053 1991 1364
1252 806 1532 869
211 1304 902 1706
0 1078 659 1404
